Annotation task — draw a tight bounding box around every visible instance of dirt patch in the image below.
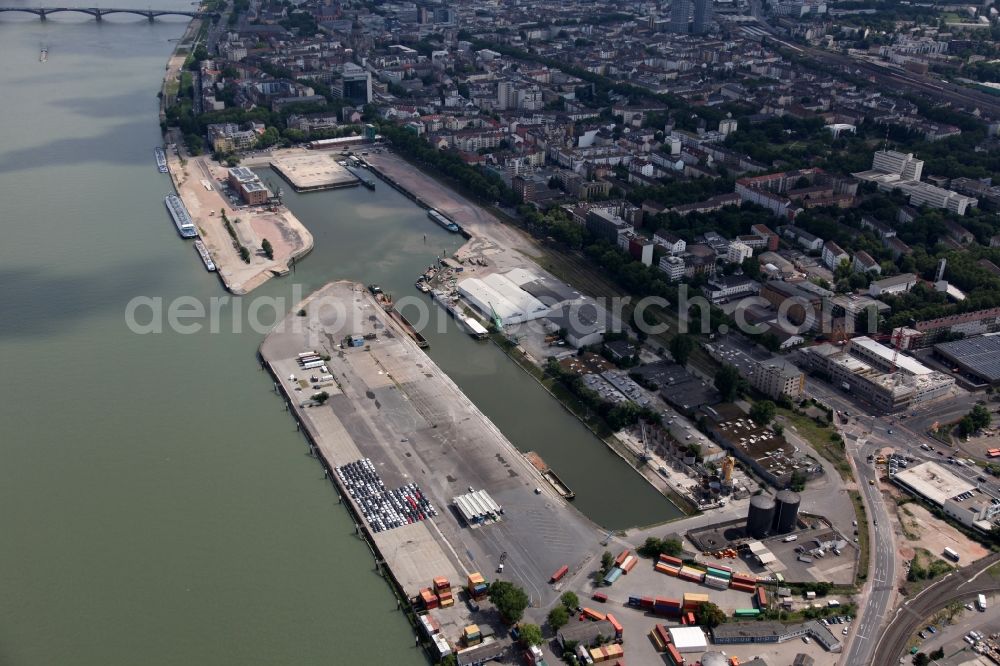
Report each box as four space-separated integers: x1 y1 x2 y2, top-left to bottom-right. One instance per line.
902 503 989 562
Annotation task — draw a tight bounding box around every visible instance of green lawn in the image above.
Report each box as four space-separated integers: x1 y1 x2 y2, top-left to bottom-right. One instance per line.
776 408 852 480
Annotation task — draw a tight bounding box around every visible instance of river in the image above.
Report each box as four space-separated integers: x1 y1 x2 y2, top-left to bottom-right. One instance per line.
0 10 679 665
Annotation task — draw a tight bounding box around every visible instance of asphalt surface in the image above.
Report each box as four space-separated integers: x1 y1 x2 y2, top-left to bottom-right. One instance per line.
871 552 1000 666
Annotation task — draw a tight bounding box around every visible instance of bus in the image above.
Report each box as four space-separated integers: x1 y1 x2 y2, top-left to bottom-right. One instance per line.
943 547 960 562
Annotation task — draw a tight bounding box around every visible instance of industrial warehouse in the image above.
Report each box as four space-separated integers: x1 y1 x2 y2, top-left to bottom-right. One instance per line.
451 489 503 526
893 461 1000 531
933 333 1000 386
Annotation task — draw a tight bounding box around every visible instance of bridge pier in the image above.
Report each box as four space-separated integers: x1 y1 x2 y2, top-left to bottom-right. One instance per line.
94 11 102 21
147 13 155 22
38 9 46 20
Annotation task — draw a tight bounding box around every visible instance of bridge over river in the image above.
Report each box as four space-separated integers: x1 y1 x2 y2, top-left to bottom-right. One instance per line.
0 6 215 20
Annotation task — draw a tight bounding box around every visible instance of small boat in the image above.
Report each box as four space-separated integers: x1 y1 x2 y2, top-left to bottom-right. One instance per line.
194 240 216 271
154 147 168 173
39 46 48 63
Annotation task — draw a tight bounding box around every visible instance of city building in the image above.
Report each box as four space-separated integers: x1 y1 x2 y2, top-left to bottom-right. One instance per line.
868 273 918 297
893 461 1000 531
692 0 714 34
705 275 760 304
727 240 754 264
711 621 842 652
670 0 691 32
805 339 954 412
701 403 821 488
902 307 1000 348
227 166 271 205
659 255 686 282
854 150 976 214
821 240 849 271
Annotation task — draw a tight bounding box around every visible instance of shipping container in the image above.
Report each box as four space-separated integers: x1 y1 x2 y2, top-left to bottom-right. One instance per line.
659 554 683 566
755 587 767 608
592 591 608 603
550 565 569 583
730 582 756 593
590 646 609 663
628 596 642 607
621 555 638 573
706 567 732 579
704 575 730 589
582 607 606 621
655 562 680 576
686 611 696 625
419 614 440 636
652 624 671 650
434 577 450 591
614 550 630 566
683 592 710 606
665 643 685 666
641 596 655 608
603 567 623 585
420 588 438 609
606 613 623 637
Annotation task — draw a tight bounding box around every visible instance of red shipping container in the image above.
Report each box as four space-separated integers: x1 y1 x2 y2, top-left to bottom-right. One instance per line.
640 596 655 608
614 550 630 566
658 554 683 566
607 613 623 637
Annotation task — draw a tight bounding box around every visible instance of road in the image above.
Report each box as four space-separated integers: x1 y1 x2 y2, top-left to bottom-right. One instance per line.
871 552 1000 665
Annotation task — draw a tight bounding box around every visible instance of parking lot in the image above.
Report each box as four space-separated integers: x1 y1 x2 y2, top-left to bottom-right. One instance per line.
336 458 438 533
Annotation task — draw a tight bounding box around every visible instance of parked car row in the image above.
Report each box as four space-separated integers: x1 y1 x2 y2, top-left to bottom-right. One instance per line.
336 458 437 533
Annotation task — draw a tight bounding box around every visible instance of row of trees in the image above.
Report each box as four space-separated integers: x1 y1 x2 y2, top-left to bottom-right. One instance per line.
379 124 520 206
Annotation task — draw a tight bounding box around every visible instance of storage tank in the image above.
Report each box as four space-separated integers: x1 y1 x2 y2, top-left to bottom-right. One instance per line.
747 494 776 538
773 489 801 534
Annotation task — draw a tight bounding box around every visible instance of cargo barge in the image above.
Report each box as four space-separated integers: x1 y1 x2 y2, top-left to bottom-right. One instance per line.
427 208 460 233
164 194 197 238
524 451 575 500
389 307 429 348
194 240 216 271
345 164 376 190
154 146 168 173
430 290 488 340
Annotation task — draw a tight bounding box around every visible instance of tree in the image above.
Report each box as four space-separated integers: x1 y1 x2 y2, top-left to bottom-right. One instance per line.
696 602 727 628
669 333 695 366
488 581 530 624
312 391 329 404
970 404 992 431
548 605 570 630
773 423 785 436
913 652 929 666
600 550 614 575
715 364 741 402
750 400 776 426
519 623 543 646
262 238 274 260
560 591 580 610
929 648 945 660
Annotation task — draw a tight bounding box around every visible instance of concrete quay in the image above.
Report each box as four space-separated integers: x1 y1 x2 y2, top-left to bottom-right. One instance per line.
260 281 604 613
163 148 313 294
269 152 359 192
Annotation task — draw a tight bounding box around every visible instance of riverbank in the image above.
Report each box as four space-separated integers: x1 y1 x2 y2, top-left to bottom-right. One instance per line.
163 148 313 294
260 281 606 655
365 151 696 517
